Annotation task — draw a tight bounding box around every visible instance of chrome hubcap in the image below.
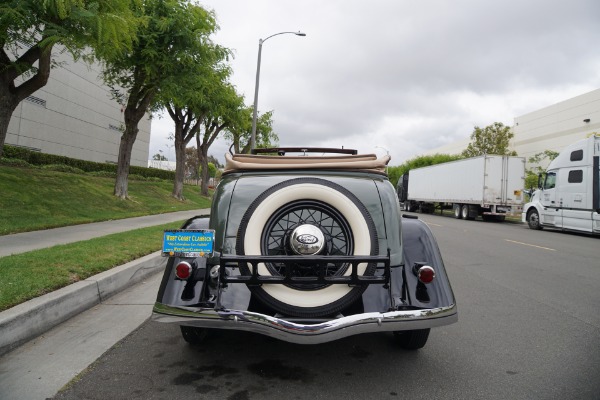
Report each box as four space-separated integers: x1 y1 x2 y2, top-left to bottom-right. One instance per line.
290 224 325 255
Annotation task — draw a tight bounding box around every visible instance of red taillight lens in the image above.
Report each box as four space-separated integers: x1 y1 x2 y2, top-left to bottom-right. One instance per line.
417 266 435 284
175 261 193 280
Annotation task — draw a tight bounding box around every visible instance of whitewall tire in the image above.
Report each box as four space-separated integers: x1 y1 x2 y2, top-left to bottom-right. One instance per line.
236 178 378 317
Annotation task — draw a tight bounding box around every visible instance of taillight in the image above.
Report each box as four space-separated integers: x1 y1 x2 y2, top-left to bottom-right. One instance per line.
175 261 193 280
417 265 435 284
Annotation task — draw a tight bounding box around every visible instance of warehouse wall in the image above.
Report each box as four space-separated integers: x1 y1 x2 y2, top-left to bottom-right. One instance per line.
6 51 151 167
512 88 600 166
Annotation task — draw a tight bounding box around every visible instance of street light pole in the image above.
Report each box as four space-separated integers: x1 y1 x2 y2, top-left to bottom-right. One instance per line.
250 31 306 152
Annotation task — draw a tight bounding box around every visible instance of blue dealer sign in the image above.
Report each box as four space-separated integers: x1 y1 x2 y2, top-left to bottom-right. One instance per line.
162 229 215 257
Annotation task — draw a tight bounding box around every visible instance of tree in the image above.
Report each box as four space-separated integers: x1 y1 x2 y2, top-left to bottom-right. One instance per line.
185 147 222 183
184 146 200 180
0 0 137 158
160 50 231 200
196 83 245 196
461 122 517 157
152 153 167 161
224 106 277 154
208 155 223 169
102 0 218 199
200 162 217 179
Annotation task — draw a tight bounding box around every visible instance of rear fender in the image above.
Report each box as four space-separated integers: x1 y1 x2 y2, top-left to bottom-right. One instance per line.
156 216 210 306
361 216 455 312
398 217 455 309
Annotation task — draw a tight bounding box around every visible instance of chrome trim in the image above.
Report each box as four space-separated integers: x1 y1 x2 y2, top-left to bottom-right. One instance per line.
152 302 457 344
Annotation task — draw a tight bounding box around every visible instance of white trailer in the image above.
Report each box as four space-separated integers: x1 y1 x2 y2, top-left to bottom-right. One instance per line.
522 135 600 234
397 155 526 221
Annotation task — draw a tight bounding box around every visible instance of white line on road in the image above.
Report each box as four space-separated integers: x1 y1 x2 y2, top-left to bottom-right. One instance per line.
424 221 443 227
505 239 556 251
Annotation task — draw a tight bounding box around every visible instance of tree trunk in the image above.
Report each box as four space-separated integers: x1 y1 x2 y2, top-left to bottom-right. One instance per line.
172 127 186 200
199 145 210 197
0 95 18 158
168 106 201 201
196 135 210 197
114 126 138 199
113 82 155 199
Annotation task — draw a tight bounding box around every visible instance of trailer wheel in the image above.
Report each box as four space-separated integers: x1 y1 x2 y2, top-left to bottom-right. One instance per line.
453 204 462 219
527 209 543 230
461 204 474 220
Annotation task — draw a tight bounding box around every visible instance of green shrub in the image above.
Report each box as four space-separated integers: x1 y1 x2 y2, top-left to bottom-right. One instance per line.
130 166 173 180
0 157 34 168
2 144 174 180
87 170 116 178
41 164 86 174
2 146 33 161
129 174 148 181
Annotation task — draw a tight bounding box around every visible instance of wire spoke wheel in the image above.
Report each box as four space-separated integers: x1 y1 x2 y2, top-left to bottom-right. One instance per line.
262 200 353 289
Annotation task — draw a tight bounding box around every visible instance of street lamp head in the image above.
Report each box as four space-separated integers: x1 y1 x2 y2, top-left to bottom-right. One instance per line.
375 146 390 155
296 32 307 36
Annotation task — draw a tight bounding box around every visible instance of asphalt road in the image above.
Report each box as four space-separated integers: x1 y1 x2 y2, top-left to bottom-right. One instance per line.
52 213 600 400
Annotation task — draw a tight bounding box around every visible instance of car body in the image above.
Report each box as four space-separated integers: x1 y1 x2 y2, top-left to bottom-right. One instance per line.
153 147 457 349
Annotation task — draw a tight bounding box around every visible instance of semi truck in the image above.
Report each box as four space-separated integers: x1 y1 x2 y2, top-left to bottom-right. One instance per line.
522 135 600 234
397 155 526 221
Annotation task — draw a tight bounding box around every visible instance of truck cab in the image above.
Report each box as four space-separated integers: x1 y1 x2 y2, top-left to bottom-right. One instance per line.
523 135 600 233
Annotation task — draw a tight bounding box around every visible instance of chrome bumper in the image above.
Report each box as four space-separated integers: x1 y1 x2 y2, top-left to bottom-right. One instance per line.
152 302 458 344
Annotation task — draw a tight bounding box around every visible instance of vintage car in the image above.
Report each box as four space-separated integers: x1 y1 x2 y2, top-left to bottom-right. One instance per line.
153 147 457 349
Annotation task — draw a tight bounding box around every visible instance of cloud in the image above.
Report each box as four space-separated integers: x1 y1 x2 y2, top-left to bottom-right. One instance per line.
151 0 600 165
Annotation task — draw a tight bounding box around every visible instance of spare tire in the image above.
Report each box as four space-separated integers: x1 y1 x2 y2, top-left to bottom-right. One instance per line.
236 178 378 317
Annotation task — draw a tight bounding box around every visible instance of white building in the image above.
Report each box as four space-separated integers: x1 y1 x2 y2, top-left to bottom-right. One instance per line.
422 89 600 169
512 89 600 166
5 52 151 167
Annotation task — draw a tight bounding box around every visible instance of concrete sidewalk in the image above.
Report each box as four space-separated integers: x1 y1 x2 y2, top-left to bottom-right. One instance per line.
0 209 210 358
0 209 210 257
0 271 163 400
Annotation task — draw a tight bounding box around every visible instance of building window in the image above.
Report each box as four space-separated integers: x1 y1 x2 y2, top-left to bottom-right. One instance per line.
25 96 46 108
570 150 584 161
568 170 583 183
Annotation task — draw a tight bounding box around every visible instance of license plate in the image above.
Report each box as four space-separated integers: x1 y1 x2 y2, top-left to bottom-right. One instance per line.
162 229 215 257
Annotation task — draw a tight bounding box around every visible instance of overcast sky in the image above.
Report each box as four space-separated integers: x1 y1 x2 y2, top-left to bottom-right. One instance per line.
149 0 600 165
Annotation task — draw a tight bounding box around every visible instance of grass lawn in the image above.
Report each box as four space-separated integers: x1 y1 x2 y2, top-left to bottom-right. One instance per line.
0 221 183 312
0 166 212 235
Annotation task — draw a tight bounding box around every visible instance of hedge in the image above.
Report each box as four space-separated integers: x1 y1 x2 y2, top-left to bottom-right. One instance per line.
0 157 34 168
40 164 86 174
2 144 175 180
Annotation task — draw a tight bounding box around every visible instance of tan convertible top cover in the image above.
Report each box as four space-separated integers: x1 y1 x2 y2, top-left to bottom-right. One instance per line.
224 153 391 174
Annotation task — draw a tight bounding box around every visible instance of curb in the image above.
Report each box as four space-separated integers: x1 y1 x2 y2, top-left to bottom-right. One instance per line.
0 251 167 357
